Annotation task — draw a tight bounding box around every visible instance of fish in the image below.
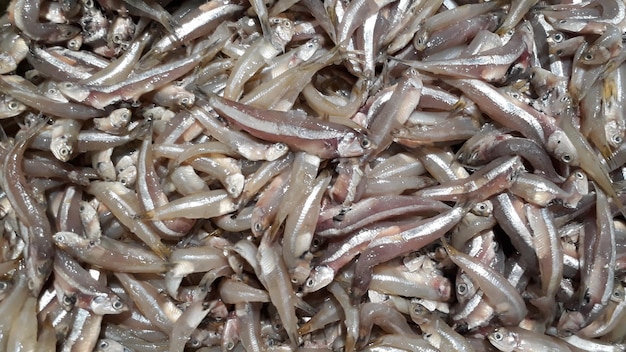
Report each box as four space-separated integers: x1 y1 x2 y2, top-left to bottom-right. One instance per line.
1 0 626 349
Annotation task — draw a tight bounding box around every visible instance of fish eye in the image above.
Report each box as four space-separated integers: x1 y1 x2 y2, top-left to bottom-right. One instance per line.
275 143 286 150
62 82 74 89
113 300 124 309
612 135 622 145
38 264 48 275
583 53 594 61
412 304 425 315
457 283 468 295
0 282 7 290
226 341 235 350
188 338 201 347
553 33 564 42
113 34 122 44
68 40 80 49
306 278 314 287
7 101 19 110
583 290 591 305
253 222 262 232
99 340 108 349
575 171 584 179
360 137 371 149
492 330 504 341
559 19 568 24
423 333 432 339
561 154 572 163
63 295 76 305
614 289 622 298
311 238 321 249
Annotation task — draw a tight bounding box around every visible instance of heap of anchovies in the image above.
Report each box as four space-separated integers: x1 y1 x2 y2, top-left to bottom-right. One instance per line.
4 0 626 350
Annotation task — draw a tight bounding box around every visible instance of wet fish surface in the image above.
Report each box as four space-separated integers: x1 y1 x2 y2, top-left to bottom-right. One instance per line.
1 0 626 351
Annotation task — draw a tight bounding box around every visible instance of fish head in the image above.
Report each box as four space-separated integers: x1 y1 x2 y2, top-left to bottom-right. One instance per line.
27 258 53 296
173 90 195 109
456 123 499 165
297 36 322 62
53 231 91 248
409 301 432 325
557 310 585 336
546 129 579 166
611 283 625 303
605 120 625 148
95 338 132 352
337 131 373 158
562 170 589 208
265 143 289 161
487 328 516 352
50 135 74 162
270 17 294 50
107 108 132 129
58 82 90 103
0 54 17 74
91 295 128 315
0 97 26 117
422 331 442 349
455 272 476 303
302 265 334 294
413 29 429 51
471 200 493 217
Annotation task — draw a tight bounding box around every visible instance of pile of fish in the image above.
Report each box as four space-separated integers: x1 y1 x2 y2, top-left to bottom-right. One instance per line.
2 0 626 350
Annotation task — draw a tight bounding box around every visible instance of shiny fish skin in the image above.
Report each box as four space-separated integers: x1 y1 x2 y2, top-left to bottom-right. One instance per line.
0 75 106 119
209 94 373 159
1 119 54 296
443 240 528 326
2 0 626 350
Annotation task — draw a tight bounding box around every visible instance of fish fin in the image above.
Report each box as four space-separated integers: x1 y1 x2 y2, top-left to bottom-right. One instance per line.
154 243 172 260
136 210 155 220
0 124 8 145
159 13 180 39
440 238 459 256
